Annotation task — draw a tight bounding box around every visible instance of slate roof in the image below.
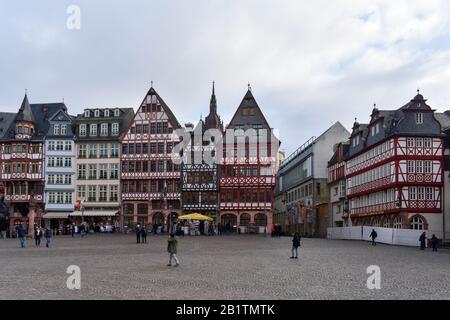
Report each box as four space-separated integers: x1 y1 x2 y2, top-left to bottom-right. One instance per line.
435 111 450 130
15 94 36 123
227 89 271 129
0 112 16 139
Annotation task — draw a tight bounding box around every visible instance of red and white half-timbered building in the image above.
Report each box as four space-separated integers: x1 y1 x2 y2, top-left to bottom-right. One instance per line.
346 92 444 234
120 87 182 229
219 88 279 232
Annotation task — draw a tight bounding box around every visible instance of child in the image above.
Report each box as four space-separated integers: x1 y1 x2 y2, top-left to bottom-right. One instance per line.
167 234 179 267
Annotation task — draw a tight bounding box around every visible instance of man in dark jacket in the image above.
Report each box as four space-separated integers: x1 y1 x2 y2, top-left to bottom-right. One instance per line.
45 228 52 248
135 224 141 243
34 226 42 246
369 229 377 246
291 233 301 259
419 232 426 250
16 224 27 248
430 234 438 252
167 234 179 267
141 225 147 244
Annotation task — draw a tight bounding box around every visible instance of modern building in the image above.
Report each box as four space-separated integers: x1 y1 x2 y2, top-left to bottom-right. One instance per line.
120 86 182 230
327 141 350 227
274 122 350 237
42 107 77 229
181 84 223 220
345 92 444 236
218 87 279 233
0 94 66 236
75 107 134 227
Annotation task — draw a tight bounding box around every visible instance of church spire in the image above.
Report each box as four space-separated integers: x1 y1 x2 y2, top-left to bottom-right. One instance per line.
210 81 217 114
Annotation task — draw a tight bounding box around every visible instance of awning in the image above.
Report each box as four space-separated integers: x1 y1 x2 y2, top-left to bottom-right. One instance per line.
43 212 71 219
70 210 118 217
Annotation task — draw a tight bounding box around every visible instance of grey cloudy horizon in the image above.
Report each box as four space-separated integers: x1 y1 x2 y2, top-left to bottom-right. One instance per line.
2 0 450 156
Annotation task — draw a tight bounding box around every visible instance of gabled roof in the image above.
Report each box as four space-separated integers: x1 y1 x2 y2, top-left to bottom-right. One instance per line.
48 108 73 122
0 112 16 139
227 89 271 129
15 94 36 123
145 87 181 129
31 103 68 139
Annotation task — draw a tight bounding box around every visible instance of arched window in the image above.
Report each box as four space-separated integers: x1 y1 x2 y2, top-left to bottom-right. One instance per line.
373 218 381 227
410 216 424 230
240 213 251 226
383 218 390 228
393 216 403 229
254 213 268 226
152 212 164 224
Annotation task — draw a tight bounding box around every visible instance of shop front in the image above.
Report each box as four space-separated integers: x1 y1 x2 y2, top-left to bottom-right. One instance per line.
70 210 119 232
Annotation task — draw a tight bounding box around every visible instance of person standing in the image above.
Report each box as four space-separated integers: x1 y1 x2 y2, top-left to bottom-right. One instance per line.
419 232 427 250
135 224 141 244
16 224 27 248
369 229 378 246
167 234 179 267
141 225 147 244
430 234 438 252
71 222 76 238
45 227 52 248
291 232 301 259
34 225 42 247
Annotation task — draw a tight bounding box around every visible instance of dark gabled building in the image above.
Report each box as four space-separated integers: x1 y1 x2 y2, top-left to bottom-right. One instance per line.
181 83 222 221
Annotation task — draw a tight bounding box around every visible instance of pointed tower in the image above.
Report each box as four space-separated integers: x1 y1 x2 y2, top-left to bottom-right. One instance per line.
205 82 223 131
15 94 36 139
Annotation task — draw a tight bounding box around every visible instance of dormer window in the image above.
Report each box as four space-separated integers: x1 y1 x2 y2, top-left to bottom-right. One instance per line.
114 109 120 117
61 124 67 135
104 109 110 117
54 124 60 135
352 135 360 147
84 110 90 118
94 110 100 117
416 112 423 124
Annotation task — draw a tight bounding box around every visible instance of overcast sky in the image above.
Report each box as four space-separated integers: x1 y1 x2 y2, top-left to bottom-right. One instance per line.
2 0 450 155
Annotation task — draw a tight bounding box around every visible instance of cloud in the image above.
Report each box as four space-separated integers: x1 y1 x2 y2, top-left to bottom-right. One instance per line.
1 0 450 154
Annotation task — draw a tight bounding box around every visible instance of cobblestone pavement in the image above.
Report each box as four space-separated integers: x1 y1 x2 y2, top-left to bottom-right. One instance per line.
0 234 449 300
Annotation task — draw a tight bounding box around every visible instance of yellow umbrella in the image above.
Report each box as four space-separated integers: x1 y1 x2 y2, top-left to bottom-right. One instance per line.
178 213 213 221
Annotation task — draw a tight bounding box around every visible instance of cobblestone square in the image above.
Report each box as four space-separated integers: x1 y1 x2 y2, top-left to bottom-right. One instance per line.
1 234 449 300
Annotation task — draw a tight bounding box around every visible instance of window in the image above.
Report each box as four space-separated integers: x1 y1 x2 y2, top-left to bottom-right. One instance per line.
416 112 423 124
418 187 425 200
383 218 390 228
99 185 108 201
89 144 97 158
371 126 375 136
84 110 90 117
61 125 67 135
110 143 119 157
158 142 164 154
56 141 64 151
100 123 108 136
424 161 432 174
410 216 424 230
99 164 108 179
416 160 423 174
64 141 72 151
114 109 120 117
150 143 157 154
78 144 87 158
89 164 97 179
88 186 97 202
112 123 119 136
78 164 86 179
110 185 118 202
409 187 417 200
53 124 60 135
426 187 433 200
158 160 165 172
110 164 118 179
90 124 97 136
79 124 87 137
407 138 414 148
375 123 380 134
77 185 86 199
424 138 432 148
48 141 55 151
94 110 100 117
416 138 423 148
104 109 110 117
393 216 403 229
64 158 72 167
122 144 128 155
100 144 108 158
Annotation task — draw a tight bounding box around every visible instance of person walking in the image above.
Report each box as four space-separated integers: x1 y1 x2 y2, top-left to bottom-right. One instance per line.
430 234 438 252
369 229 378 246
71 222 76 238
16 224 27 248
291 232 301 259
45 227 52 248
141 225 147 244
167 234 180 267
135 224 141 244
419 232 427 250
34 225 42 247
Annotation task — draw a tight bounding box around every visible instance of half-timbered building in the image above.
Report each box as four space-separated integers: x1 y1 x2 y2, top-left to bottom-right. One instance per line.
0 94 66 236
181 84 222 220
346 92 444 234
120 86 182 230
218 87 278 233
